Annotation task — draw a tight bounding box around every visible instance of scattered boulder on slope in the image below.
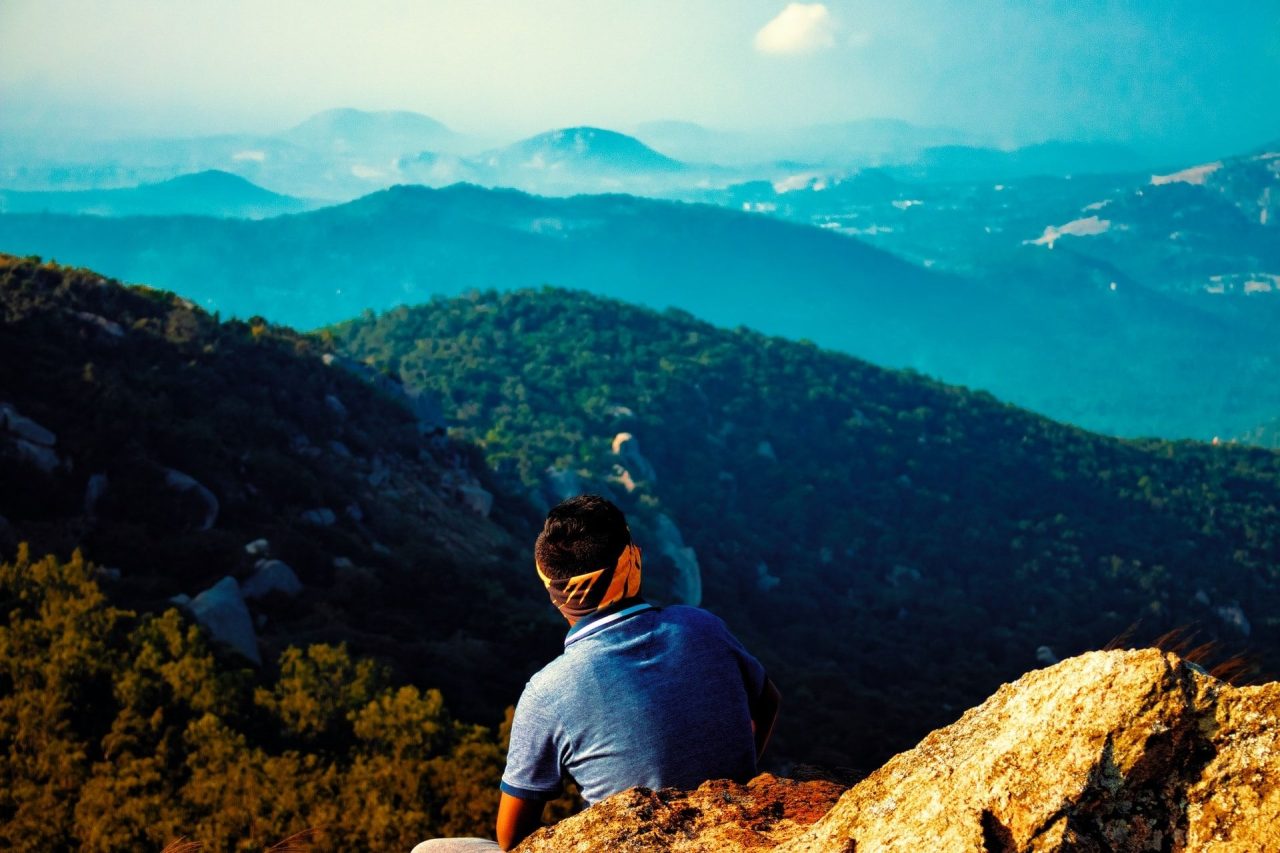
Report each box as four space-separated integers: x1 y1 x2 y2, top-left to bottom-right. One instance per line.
186 576 260 664
1 402 62 472
242 559 303 601
1 402 57 446
83 473 109 517
163 468 219 530
516 775 845 853
611 432 657 483
11 439 61 473
515 649 1278 852
653 513 702 606
457 483 494 518
544 466 585 504
299 507 336 527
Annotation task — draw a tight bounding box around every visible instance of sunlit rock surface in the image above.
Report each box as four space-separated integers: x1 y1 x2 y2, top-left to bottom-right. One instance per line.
517 775 844 853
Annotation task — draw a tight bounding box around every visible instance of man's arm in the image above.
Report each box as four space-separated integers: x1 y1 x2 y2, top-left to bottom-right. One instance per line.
496 792 546 851
750 677 781 759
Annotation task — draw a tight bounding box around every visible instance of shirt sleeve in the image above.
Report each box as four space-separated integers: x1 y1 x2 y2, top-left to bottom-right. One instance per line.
500 679 565 801
717 617 768 704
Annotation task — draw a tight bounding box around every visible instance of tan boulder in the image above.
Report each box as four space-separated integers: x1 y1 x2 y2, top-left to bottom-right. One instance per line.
779 649 1278 853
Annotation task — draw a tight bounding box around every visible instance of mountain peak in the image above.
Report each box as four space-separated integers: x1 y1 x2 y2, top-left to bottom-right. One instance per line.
494 126 684 172
286 107 451 136
280 108 459 155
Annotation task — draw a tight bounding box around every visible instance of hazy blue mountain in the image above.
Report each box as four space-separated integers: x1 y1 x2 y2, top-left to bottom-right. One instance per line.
484 126 684 171
280 107 469 157
0 108 477 201
402 126 703 195
3 181 1279 440
0 170 318 218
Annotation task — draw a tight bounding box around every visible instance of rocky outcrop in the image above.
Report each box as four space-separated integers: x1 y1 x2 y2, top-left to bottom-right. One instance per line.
242 559 302 601
653 513 702 606
517 775 845 853
186 576 260 664
1 402 62 473
1 403 57 446
163 468 219 530
74 310 125 338
779 649 1280 852
321 352 446 434
611 432 657 483
299 507 336 527
517 649 1279 853
83 473 109 517
12 438 60 473
543 466 586 504
456 483 494 518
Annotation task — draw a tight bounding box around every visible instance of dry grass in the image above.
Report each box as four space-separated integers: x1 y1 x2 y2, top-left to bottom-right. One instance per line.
1105 621 1258 685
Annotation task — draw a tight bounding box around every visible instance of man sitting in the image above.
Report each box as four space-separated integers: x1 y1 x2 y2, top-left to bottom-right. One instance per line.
414 495 780 851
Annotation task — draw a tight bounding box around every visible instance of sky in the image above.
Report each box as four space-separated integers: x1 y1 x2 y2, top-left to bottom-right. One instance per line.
1 0 1278 159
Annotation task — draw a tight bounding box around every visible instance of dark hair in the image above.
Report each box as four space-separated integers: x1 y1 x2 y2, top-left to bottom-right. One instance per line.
534 495 631 579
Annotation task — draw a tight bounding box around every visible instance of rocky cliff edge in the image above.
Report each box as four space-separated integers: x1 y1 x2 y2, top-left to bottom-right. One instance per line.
516 649 1279 852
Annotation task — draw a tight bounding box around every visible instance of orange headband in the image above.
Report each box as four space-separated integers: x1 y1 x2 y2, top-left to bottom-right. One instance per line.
536 543 642 619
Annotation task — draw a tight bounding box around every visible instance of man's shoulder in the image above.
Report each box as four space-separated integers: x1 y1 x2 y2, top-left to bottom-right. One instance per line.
525 651 574 698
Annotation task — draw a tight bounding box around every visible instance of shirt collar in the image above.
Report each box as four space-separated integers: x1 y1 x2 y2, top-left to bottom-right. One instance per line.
564 599 653 647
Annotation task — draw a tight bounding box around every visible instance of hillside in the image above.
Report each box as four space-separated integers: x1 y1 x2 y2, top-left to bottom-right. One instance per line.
0 254 565 720
0 170 317 218
4 182 1279 440
333 287 1280 767
705 145 1280 328
0 182 979 364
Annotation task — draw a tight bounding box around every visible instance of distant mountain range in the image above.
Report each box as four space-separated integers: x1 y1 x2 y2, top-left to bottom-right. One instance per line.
2 180 1278 440
0 107 1185 202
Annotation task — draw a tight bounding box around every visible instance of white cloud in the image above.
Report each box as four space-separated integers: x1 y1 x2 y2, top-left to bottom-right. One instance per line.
754 3 836 55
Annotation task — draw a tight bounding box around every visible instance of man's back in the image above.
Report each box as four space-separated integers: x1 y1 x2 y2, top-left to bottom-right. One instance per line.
501 602 766 806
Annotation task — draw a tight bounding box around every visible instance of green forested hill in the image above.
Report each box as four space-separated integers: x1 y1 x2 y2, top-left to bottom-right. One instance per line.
0 254 560 715
334 287 1280 767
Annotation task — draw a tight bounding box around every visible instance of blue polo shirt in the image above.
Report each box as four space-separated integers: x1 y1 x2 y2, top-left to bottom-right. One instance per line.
500 601 767 805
